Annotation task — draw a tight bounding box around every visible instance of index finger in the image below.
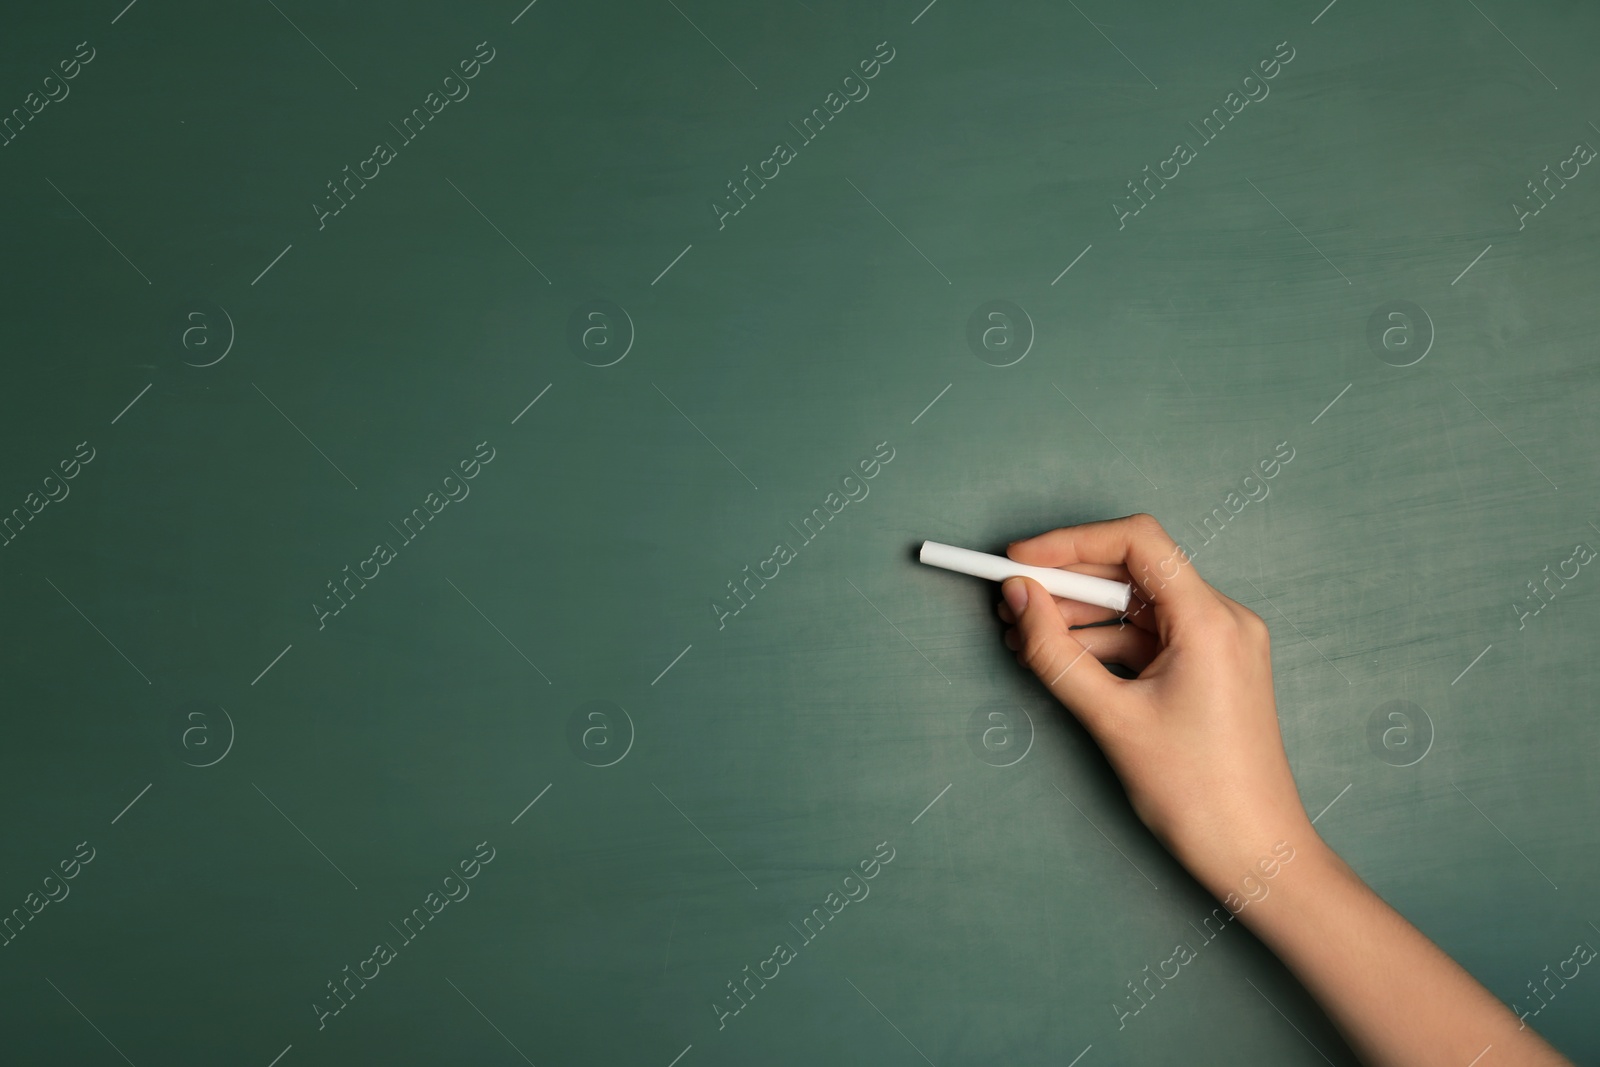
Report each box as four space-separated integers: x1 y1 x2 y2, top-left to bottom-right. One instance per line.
1006 513 1218 624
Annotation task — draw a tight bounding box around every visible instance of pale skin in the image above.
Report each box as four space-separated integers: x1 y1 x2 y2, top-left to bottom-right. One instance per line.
995 513 1573 1067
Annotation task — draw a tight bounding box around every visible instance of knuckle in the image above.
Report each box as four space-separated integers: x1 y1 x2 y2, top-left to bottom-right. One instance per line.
1239 607 1270 640
1193 599 1234 631
1128 512 1181 556
1020 630 1057 674
1128 511 1164 537
1209 605 1269 656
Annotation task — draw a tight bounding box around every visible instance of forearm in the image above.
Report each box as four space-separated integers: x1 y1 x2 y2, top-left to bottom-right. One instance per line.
1209 831 1571 1067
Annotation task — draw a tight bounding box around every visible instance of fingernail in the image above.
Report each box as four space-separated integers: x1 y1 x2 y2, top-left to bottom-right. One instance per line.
1002 577 1027 614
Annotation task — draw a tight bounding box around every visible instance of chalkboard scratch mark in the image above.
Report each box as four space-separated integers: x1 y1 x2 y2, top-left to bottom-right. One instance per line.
44 575 153 684
111 382 152 425
265 0 359 91
653 384 758 489
1464 0 1558 91
511 0 539 24
912 783 952 823
666 1044 693 1067
1438 401 1470 503
445 977 537 1065
1451 382 1557 489
1051 243 1093 285
666 0 759 91
265 1044 292 1067
1310 383 1350 424
251 243 293 285
251 383 360 489
512 383 552 423
844 178 952 285
512 783 553 824
1450 782 1558 891
1451 644 1491 686
111 782 152 825
1065 0 1157 90
111 0 138 24
911 383 951 424
447 577 552 682
1450 243 1492 286
1243 177 1351 285
1309 783 1351 825
1310 0 1337 24
652 643 694 685
1052 383 1159 490
251 643 293 685
44 177 152 285
444 178 552 283
1466 1044 1492 1067
844 978 938 1066
1241 578 1350 684
1066 1044 1093 1067
652 244 693 285
253 782 359 890
43 979 137 1067
846 578 951 684
1167 358 1196 399
910 0 939 25
652 782 759 890
1052 783 1159 892
1243 977 1337 1065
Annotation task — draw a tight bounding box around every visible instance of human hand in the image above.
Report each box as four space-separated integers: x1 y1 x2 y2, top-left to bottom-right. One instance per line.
996 513 1318 897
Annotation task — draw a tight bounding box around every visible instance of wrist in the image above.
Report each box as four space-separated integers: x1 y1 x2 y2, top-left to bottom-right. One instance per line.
1177 818 1328 912
1207 831 1355 950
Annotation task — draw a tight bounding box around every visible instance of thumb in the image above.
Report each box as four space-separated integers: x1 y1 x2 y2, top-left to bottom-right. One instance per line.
1003 576 1127 735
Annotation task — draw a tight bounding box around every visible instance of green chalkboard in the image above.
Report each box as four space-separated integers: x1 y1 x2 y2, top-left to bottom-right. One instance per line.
2 0 1597 1064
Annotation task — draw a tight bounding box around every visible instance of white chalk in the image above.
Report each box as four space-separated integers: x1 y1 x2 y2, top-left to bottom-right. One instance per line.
918 540 1132 612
